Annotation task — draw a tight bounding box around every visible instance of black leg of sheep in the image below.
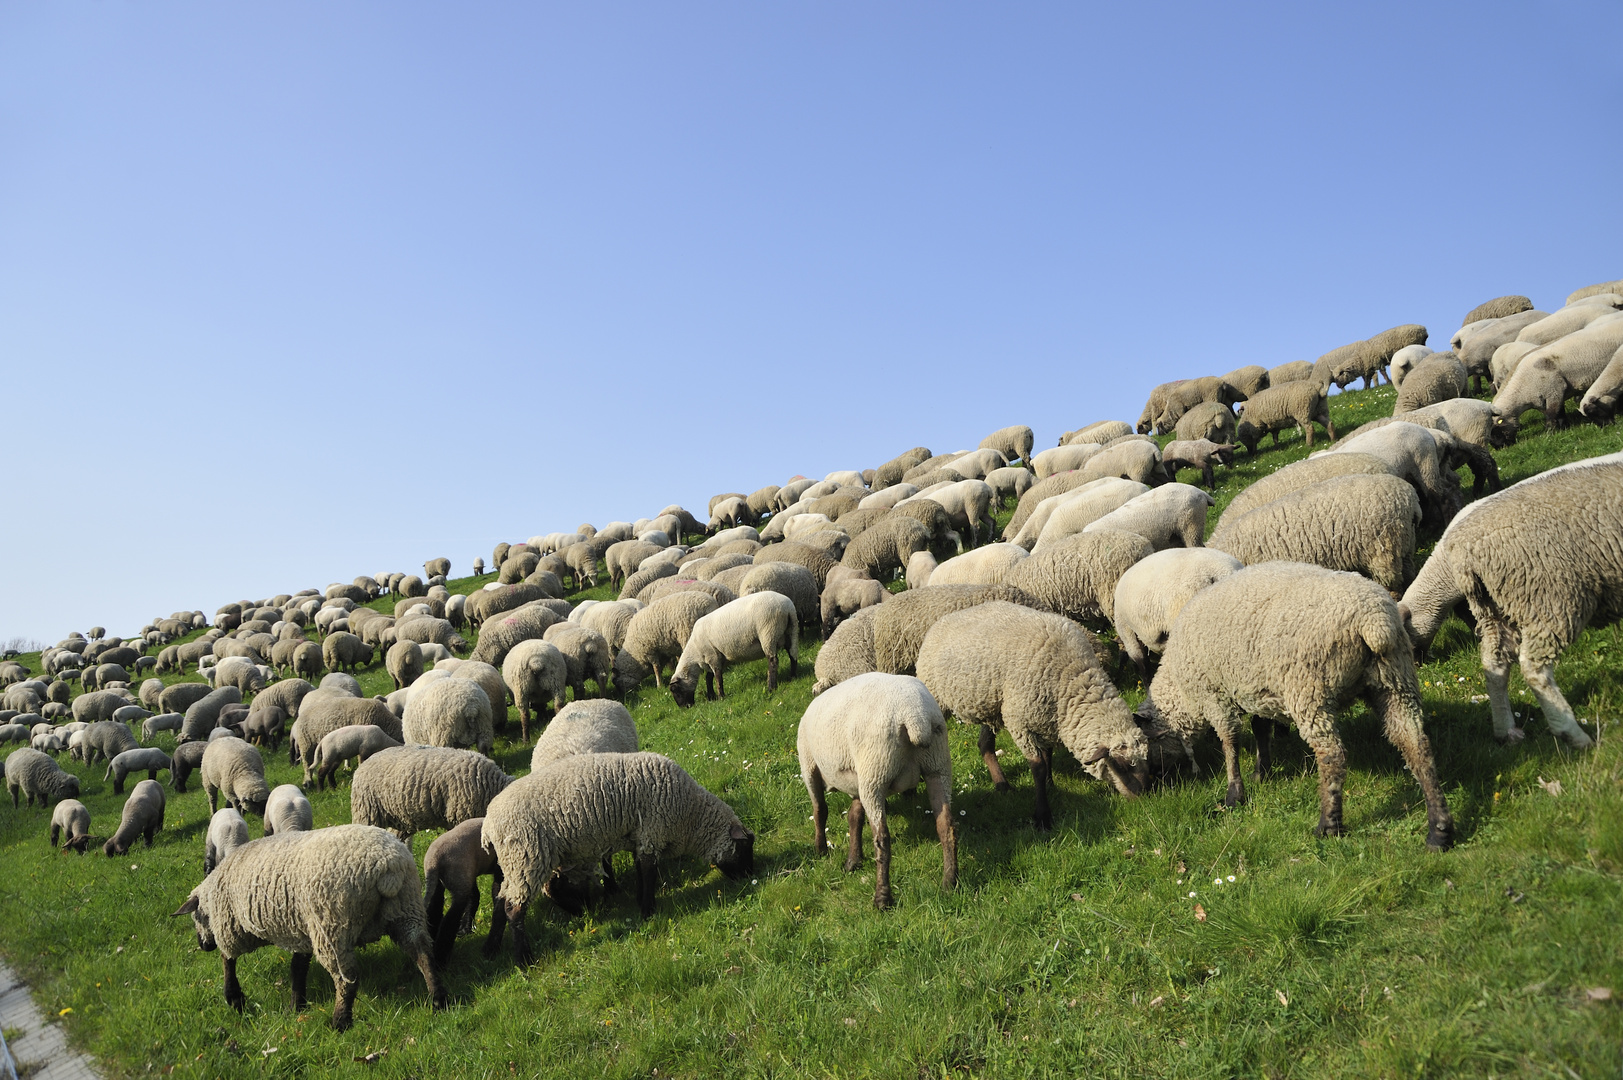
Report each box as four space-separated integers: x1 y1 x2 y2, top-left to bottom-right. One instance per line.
290 952 311 1011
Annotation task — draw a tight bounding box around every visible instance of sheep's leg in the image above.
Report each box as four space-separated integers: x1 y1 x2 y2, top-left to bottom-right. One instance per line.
329 957 360 1031
519 707 530 745
1025 747 1054 831
482 868 509 957
433 895 466 964
599 854 619 894
1251 717 1275 781
1302 418 1314 449
222 955 245 1013
1298 716 1347 838
766 651 777 692
1323 410 1336 441
634 851 660 918
844 798 866 872
1215 721 1246 807
926 772 957 891
207 785 219 814
425 876 445 937
1519 645 1594 749
1368 684 1454 851
808 767 830 855
704 668 716 700
143 827 155 848
1478 617 1523 743
716 667 727 697
978 725 1009 791
290 952 311 1011
503 898 532 966
868 794 893 910
461 882 480 934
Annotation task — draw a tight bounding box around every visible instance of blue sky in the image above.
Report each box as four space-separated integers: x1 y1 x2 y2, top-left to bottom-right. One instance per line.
2 3 1619 643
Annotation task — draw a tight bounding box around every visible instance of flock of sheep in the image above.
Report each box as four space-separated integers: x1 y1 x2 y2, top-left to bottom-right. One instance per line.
1 276 1620 1033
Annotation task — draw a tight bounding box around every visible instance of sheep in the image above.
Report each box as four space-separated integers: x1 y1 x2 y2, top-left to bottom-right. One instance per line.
205 807 250 874
80 719 138 766
1262 359 1313 385
1579 345 1623 420
984 466 1036 508
1568 279 1623 305
1028 478 1149 552
1031 443 1102 482
1317 325 1428 390
173 824 444 1030
1082 483 1212 551
312 724 403 790
263 784 313 836
978 425 1035 468
394 595 445 621
1344 396 1515 455
1076 440 1166 488
104 779 165 856
1220 364 1270 399
812 604 883 694
1112 548 1244 678
179 686 243 741
577 600 642 660
480 752 753 963
351 745 513 841
240 705 286 750
402 678 493 755
0 723 30 744
1137 561 1454 851
797 672 955 909
319 671 364 696
753 541 839 588
1394 353 1469 414
639 577 737 607
941 448 1008 482
1453 308 1550 378
71 688 136 723
620 560 677 601
1324 421 1467 524
873 448 933 489
1217 451 1394 526
1490 338 1542 389
394 616 468 654
49 798 92 853
1462 295 1533 326
738 561 819 631
425 557 451 579
669 591 800 706
321 631 373 674
1516 301 1623 348
1003 529 1153 627
1210 473 1420 592
501 639 568 742
1153 376 1245 432
1234 380 1335 454
1161 438 1235 489
924 543 1029 587
170 740 208 794
1172 400 1238 447
872 583 1044 677
287 691 403 783
471 603 564 670
1494 315 1623 428
384 640 424 692
916 601 1150 828
104 746 172 794
202 736 271 816
420 817 506 963
541 623 612 700
1426 451 1623 748
859 482 921 511
1136 381 1188 434
530 699 640 770
1388 344 1433 389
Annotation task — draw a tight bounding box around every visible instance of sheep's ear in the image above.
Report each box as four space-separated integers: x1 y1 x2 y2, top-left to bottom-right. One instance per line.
1397 603 1413 630
729 824 752 841
1080 746 1110 765
171 895 200 917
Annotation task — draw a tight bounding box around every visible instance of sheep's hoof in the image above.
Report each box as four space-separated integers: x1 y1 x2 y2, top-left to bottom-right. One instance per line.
1495 726 1527 745
1425 827 1453 853
992 781 1011 794
331 1010 353 1032
1314 821 1346 839
225 990 246 1014
1223 782 1246 808
843 856 862 873
1032 815 1052 833
873 890 894 911
1560 727 1596 750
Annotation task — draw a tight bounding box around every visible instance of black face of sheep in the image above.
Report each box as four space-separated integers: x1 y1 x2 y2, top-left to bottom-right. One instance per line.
714 825 755 880
1081 745 1148 797
172 895 218 951
542 872 592 917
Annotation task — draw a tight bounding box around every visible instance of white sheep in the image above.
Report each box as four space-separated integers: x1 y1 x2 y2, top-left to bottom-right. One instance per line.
923 543 1030 586
1112 548 1244 678
204 806 249 874
669 592 800 706
1082 483 1212 550
797 672 956 909
262 784 313 836
1027 478 1148 552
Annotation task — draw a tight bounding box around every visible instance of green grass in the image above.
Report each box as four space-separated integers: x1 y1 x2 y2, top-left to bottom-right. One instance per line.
3 384 1623 1078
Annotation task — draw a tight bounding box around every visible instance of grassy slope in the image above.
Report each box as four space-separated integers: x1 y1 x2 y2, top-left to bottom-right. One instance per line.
2 385 1622 1079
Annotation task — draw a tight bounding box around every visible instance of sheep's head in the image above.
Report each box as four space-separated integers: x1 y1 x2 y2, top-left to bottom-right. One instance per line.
1488 412 1519 447
1130 701 1191 783
668 670 699 709
711 823 755 880
172 892 216 951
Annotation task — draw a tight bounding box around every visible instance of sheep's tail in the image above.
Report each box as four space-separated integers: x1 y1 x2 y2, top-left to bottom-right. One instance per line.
103 763 113 782
899 709 937 748
1357 604 1403 659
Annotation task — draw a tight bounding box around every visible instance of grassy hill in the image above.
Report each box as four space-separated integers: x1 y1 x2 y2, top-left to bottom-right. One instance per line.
1 383 1620 1078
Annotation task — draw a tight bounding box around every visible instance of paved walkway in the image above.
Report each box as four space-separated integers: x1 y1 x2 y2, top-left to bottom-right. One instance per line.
0 962 102 1080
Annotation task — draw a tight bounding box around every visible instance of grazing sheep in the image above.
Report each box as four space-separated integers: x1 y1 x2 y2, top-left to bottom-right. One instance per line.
71 688 136 723
1029 478 1149 552
577 600 643 660
385 640 424 693
620 560 678 601
351 745 513 842
1161 438 1236 489
669 591 800 706
1567 279 1623 305
916 602 1149 828
612 592 722 694
1172 400 1238 447
170 740 208 794
179 686 244 742
1138 562 1454 851
1234 381 1335 454
422 818 504 963
530 700 640 771
205 807 250 874
1153 376 1245 432
1494 315 1623 428
1266 359 1314 385
872 584 1044 677
471 604 565 669
1004 530 1154 626
1076 440 1166 488
1318 325 1428 390
873 448 933 489
319 672 363 697
50 799 92 853
1388 344 1433 390
497 640 565 742
287 691 402 783
1211 473 1420 592
1003 470 1104 541
402 678 493 755
313 725 403 790
393 616 467 654
1394 353 1469 414
104 747 172 794
1579 346 1623 420
812 605 883 694
541 623 612 700
1516 301 1623 348
104 780 165 856
1082 483 1212 551
262 784 313 836
638 577 736 608
1063 420 1135 446
739 561 819 631
1217 452 1394 526
202 737 271 816
1112 548 1244 678
839 516 932 583
1428 452 1623 748
797 672 956 909
923 543 1029 587
321 632 373 674
1324 421 1467 525
80 720 138 766
1136 381 1188 434
480 753 753 964
858 483 921 511
753 541 839 589
1462 295 1533 326
979 425 1035 467
1453 309 1549 385
984 466 1036 507
1220 365 1270 399
173 824 445 1030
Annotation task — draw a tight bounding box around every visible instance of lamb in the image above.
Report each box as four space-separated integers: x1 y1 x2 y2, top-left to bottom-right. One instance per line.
812 605 883 694
263 784 313 836
1210 473 1420 592
170 741 208 794
1028 478 1149 552
530 699 640 770
1160 438 1235 488
838 516 932 583
979 425 1035 468
669 591 800 706
421 818 505 963
480 752 753 964
984 466 1036 507
1234 380 1335 454
1579 346 1623 419
49 798 92 853
172 824 445 1030
401 678 494 755
1424 451 1623 748
287 692 403 783
873 447 933 489
205 807 250 873
104 779 165 856
739 561 820 631
1111 548 1244 678
313 724 403 789
797 672 955 909
351 745 513 841
915 601 1149 828
1172 400 1238 446
1082 483 1213 550
104 747 172 794
541 623 612 700
1494 315 1623 428
1137 562 1454 851
1394 353 1469 414
202 736 271 816
1004 529 1153 626
1461 295 1533 326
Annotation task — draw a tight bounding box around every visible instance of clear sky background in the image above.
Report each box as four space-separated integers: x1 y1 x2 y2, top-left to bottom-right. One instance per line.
2 3 1619 644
